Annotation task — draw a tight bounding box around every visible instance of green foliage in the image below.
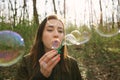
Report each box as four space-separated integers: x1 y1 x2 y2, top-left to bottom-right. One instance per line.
0 20 38 54
67 25 120 80
0 22 120 80
13 23 38 54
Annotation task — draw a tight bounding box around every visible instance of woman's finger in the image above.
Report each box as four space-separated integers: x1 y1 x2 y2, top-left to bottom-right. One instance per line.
47 54 60 67
47 54 61 70
39 50 57 63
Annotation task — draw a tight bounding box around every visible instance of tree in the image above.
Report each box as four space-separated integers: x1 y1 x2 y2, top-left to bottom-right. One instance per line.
8 0 17 27
111 0 115 28
117 0 120 28
52 0 57 14
99 0 103 25
63 0 66 18
33 0 39 25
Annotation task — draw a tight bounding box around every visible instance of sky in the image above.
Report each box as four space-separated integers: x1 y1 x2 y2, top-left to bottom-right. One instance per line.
26 0 100 25
0 0 119 26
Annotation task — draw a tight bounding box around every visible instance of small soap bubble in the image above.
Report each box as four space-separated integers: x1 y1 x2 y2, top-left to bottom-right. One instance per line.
0 30 25 67
52 41 59 49
95 23 119 37
51 40 60 49
64 25 91 45
64 34 79 45
71 30 81 41
52 40 63 54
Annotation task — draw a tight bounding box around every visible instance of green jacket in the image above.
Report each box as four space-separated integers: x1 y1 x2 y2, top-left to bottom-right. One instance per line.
14 54 83 80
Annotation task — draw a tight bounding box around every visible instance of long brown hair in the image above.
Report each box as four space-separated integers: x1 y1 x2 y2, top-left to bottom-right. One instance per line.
30 15 68 72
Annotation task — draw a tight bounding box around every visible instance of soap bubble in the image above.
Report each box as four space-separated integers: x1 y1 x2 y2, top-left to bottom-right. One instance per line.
0 30 25 67
64 33 79 45
51 39 60 49
51 39 63 54
95 23 119 37
94 4 120 37
64 25 91 45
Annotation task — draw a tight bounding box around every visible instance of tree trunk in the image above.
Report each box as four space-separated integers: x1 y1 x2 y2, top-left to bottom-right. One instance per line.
9 0 17 27
112 0 115 28
33 0 39 25
22 0 27 24
63 0 66 19
117 0 120 28
52 0 57 14
99 0 103 25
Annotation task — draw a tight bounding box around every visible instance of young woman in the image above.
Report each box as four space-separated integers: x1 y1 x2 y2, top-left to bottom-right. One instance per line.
15 15 83 80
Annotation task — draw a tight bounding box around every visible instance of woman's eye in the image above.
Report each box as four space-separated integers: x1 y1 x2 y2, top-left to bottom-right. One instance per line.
47 29 53 32
58 30 63 33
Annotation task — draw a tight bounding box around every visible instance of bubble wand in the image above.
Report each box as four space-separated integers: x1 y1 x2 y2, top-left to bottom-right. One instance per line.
52 40 63 54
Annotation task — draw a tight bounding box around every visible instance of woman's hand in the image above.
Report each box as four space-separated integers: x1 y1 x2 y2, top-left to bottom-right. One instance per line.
39 50 60 78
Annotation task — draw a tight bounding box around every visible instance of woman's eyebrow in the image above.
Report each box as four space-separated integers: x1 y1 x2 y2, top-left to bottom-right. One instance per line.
58 27 63 29
47 24 63 29
47 24 54 28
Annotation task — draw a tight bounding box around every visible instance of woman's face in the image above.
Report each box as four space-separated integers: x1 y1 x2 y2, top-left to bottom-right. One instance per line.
42 19 64 52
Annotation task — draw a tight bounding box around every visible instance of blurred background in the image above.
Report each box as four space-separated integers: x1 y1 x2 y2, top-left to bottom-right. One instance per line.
0 0 120 80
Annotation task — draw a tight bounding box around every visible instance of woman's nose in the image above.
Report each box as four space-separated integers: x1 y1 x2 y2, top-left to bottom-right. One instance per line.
53 30 59 37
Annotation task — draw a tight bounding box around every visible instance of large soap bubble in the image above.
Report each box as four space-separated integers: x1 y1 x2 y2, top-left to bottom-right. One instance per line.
0 30 25 67
94 4 120 37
